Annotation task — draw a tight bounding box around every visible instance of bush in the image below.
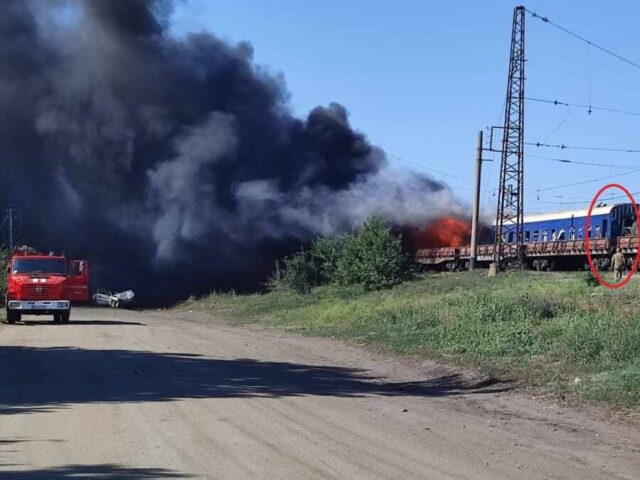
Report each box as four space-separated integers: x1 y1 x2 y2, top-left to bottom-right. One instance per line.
273 216 412 293
334 216 412 290
277 249 322 293
310 235 344 283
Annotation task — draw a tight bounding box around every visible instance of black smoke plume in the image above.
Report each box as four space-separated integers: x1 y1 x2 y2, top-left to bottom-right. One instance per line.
0 0 462 304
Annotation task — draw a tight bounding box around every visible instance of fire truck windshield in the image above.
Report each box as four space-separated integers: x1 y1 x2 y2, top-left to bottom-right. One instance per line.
12 258 66 275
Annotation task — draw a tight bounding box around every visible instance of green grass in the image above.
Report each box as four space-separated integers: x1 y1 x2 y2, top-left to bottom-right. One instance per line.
184 270 640 407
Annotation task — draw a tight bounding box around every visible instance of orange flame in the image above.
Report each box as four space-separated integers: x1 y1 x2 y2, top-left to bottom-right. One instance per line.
404 217 471 251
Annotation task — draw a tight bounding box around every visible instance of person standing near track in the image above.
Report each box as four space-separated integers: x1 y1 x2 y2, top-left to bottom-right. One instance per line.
611 248 626 281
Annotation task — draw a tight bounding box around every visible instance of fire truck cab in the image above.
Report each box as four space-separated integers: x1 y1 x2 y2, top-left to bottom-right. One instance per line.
5 246 89 324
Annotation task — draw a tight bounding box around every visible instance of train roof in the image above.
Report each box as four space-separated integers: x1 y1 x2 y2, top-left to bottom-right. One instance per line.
491 203 630 226
523 204 622 223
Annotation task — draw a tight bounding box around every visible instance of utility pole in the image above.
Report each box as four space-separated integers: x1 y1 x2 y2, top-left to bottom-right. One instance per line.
494 5 526 269
469 130 483 270
1 205 19 253
7 205 13 253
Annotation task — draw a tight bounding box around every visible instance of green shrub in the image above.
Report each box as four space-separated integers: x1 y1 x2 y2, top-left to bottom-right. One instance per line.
274 216 412 293
275 249 322 293
310 235 344 283
334 216 412 290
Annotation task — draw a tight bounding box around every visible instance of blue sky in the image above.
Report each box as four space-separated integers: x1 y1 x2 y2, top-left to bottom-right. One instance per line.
170 1 640 214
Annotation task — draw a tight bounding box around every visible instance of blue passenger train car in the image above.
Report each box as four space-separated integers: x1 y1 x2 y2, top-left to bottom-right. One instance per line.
504 203 637 244
416 203 639 271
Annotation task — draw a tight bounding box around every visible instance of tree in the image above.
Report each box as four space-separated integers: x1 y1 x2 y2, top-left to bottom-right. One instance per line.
334 216 412 290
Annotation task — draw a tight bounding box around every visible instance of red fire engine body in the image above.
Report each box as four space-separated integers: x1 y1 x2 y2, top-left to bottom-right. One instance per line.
5 246 89 324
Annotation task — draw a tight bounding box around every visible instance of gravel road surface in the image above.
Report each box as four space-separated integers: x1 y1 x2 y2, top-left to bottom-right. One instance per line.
0 307 638 479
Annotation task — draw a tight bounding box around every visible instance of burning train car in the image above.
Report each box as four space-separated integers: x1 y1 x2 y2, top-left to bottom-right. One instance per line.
415 203 639 272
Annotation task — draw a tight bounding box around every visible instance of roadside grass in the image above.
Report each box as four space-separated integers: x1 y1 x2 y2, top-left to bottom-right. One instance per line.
184 270 640 407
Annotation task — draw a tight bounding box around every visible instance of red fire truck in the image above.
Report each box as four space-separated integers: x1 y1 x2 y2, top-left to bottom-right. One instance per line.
5 246 89 324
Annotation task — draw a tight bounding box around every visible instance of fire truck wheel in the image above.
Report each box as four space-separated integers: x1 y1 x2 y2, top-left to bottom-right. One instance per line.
61 309 70 323
6 310 20 324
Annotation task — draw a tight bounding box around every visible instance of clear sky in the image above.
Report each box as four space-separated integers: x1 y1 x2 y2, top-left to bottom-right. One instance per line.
170 1 640 215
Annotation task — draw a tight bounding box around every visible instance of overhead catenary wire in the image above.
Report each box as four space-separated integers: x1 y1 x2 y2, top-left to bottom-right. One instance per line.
526 96 640 117
526 141 640 154
389 149 640 196
387 153 473 183
510 9 640 210
534 167 640 192
535 193 601 200
527 64 640 94
387 153 496 195
529 190 640 206
388 148 639 196
525 8 640 71
527 153 639 169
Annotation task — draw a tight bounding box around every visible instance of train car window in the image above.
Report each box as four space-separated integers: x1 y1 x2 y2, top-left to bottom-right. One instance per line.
542 230 548 241
601 220 608 238
551 229 557 240
587 228 592 238
558 229 566 240
569 227 575 240
508 231 514 243
525 231 530 242
595 225 600 238
578 227 584 239
533 230 539 241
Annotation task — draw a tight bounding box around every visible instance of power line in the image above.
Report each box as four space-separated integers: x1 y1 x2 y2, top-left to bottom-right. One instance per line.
526 141 640 154
535 191 632 201
526 96 640 117
535 193 600 200
535 167 640 192
525 8 640 71
387 154 497 195
387 154 472 183
522 9 640 207
530 190 640 206
527 153 639 169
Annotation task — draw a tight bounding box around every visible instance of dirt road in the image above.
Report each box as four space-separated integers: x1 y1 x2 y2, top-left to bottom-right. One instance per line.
0 308 638 479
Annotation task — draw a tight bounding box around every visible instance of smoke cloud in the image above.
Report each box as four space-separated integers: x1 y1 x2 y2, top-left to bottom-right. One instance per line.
0 0 463 303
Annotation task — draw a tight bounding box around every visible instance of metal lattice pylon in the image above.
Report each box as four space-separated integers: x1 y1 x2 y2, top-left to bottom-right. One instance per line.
494 5 526 268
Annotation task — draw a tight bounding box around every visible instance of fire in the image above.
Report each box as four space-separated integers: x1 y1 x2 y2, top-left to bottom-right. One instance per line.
404 217 472 251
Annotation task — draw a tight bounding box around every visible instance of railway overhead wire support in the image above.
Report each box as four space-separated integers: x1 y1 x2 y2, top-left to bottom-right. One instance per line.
470 130 493 270
494 5 526 269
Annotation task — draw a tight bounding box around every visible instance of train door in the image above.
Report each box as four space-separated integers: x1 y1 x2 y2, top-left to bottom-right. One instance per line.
68 260 90 303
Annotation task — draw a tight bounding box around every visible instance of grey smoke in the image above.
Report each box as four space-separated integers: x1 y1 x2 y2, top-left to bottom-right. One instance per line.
0 0 462 303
